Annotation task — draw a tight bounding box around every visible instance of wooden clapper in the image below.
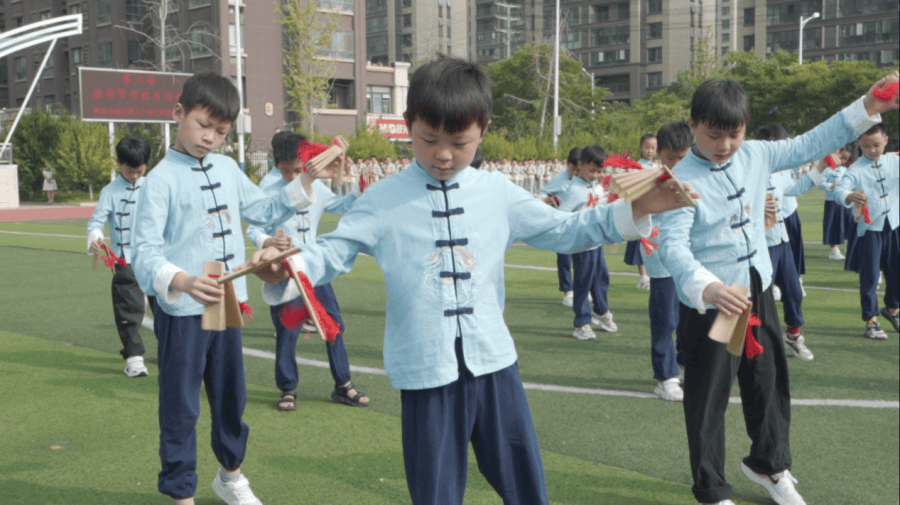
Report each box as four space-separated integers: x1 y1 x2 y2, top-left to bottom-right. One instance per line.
708 284 751 356
608 164 696 206
201 247 306 332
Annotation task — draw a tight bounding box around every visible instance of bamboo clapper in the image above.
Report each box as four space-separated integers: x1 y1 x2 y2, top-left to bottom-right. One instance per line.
708 284 751 356
608 165 696 206
308 135 349 178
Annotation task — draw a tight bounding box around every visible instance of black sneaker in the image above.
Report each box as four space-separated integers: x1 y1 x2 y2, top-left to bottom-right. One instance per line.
864 322 888 340
880 307 900 333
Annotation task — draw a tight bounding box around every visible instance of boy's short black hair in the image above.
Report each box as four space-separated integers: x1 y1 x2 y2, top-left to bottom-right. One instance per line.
178 72 241 122
580 144 608 165
116 136 151 168
656 121 693 152
404 55 492 134
470 147 485 169
566 147 583 164
639 133 657 146
862 122 887 137
690 79 751 131
754 122 789 142
270 130 294 152
273 132 308 165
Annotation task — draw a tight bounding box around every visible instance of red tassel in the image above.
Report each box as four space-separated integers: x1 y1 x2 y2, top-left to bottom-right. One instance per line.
239 302 254 321
280 259 341 343
606 192 619 203
99 243 124 272
547 193 561 207
873 81 899 102
600 175 612 188
656 173 672 184
587 193 599 208
640 228 660 256
296 141 331 173
745 313 764 359
825 155 836 169
862 206 872 224
602 153 643 171
359 174 369 192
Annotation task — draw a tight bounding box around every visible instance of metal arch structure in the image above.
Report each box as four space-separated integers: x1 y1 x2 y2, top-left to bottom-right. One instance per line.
0 14 83 161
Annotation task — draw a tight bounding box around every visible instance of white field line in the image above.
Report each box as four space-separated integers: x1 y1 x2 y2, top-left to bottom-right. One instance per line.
242 347 899 409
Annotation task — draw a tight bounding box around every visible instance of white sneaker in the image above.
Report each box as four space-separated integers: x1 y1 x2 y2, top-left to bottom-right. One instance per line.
741 461 807 505
561 290 574 307
124 356 148 378
212 470 263 505
773 284 782 301
700 501 736 505
654 378 683 401
783 331 814 361
141 316 154 330
799 277 806 297
300 319 318 333
591 311 618 332
636 275 651 290
828 247 845 260
572 324 596 341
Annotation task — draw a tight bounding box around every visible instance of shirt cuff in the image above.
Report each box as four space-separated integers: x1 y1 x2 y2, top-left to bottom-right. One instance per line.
283 177 317 210
87 230 104 254
255 233 272 250
154 262 185 305
836 189 854 208
844 96 882 134
261 255 306 306
683 268 722 314
612 200 652 241
806 170 825 187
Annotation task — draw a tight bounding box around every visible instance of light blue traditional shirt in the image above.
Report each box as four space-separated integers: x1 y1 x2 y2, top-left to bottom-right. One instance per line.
539 169 572 198
639 158 659 170
656 97 880 313
246 174 358 249
87 174 145 264
819 164 848 201
132 149 314 317
765 170 823 246
832 153 899 236
263 161 650 390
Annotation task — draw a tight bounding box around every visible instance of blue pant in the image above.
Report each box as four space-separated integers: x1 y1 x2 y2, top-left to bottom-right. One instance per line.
556 253 572 292
784 210 805 275
271 283 351 391
400 338 549 505
649 277 680 381
857 223 900 320
572 247 610 327
154 308 249 499
769 242 805 328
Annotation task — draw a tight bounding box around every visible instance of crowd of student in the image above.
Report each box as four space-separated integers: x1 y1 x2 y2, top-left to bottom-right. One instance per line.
82 59 897 505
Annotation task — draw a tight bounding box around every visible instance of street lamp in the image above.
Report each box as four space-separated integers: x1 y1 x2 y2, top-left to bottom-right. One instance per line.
798 11 820 65
581 68 595 115
552 0 560 151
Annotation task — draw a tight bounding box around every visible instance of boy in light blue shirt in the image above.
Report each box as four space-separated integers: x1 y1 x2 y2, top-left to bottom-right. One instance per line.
87 136 153 378
832 122 900 339
132 72 324 505
628 133 659 289
249 56 696 505
539 147 581 307
656 75 895 505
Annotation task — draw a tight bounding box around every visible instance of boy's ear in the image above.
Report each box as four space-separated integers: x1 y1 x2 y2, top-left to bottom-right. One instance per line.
172 103 185 124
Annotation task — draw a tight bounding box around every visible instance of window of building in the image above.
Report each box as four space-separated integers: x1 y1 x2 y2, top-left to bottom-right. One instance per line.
593 5 609 22
45 95 56 112
42 53 54 78
722 5 730 16
320 31 355 59
402 13 412 27
167 0 179 11
839 20 899 46
648 22 662 38
618 3 629 20
767 1 820 27
744 34 755 51
647 72 662 88
367 33 388 54
648 0 662 14
824 26 836 48
593 49 629 66
41 10 52 20
97 0 111 24
767 28 820 53
126 0 142 21
0 61 7 83
190 29 212 56
721 32 730 43
599 74 630 93
648 46 662 63
165 28 180 61
721 46 729 56
721 19 730 30
840 0 899 17
228 24 246 52
13 16 23 28
744 7 755 26
128 40 144 65
367 0 387 13
438 5 443 16
189 0 211 6
98 42 113 67
590 25 629 46
73 47 83 66
367 15 388 32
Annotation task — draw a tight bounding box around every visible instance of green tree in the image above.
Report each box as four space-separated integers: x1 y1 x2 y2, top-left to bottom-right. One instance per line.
51 114 117 198
345 125 397 161
114 123 166 173
6 107 64 199
277 0 339 129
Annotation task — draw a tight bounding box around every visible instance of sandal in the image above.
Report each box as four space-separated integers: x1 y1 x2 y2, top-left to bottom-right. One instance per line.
331 382 369 407
276 390 297 411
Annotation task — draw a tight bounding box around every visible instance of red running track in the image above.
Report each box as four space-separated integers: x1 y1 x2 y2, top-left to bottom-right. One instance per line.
0 205 96 222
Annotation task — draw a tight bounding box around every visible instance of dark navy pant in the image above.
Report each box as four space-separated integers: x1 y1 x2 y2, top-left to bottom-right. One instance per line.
400 338 549 505
112 264 146 359
271 283 351 391
649 277 680 381
784 210 805 275
857 222 900 320
556 253 572 292
154 308 249 499
769 242 805 328
680 268 792 504
572 247 610 327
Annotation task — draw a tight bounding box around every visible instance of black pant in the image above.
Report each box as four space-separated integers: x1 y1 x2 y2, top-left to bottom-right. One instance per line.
112 264 148 359
680 268 792 503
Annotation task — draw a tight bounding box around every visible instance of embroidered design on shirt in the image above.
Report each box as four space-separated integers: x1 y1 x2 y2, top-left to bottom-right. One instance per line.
424 245 478 308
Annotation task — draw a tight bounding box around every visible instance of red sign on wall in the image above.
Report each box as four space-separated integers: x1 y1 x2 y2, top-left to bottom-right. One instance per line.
367 117 410 141
79 67 192 123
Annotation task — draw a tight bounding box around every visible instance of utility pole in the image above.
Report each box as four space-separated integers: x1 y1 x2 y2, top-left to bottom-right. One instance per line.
494 2 521 59
234 0 246 171
552 0 560 151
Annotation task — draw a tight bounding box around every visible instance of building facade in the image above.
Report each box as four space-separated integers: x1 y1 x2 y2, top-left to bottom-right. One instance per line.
0 0 411 152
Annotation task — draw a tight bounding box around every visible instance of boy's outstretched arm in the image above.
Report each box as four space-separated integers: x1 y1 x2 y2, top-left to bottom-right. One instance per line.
631 178 700 221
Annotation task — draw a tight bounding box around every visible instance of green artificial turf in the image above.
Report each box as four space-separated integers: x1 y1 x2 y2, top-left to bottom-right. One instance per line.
1 189 898 504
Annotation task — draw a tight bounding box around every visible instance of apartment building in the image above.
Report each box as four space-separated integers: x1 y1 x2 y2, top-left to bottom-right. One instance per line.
0 0 412 151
